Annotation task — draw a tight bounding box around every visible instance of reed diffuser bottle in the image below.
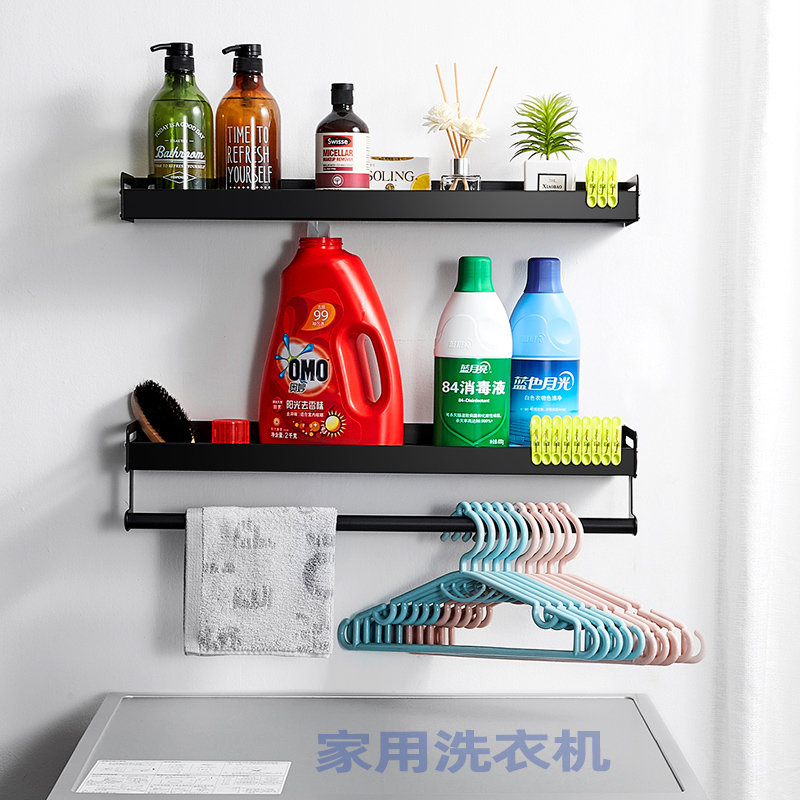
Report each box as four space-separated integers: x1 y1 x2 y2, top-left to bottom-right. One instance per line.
216 44 281 190
148 43 213 188
423 64 497 193
440 158 481 191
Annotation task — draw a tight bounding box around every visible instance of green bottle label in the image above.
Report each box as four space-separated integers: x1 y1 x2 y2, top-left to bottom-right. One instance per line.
433 357 511 447
153 119 210 186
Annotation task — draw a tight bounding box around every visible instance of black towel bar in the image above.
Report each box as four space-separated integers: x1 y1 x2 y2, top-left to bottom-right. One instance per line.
124 511 637 535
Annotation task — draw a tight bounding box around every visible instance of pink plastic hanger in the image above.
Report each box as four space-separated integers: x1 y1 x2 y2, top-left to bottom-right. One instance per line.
465 501 652 663
538 503 668 664
519 502 664 663
550 503 703 664
424 500 703 664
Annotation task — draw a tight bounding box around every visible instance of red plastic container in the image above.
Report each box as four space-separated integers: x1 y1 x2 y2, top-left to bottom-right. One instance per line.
258 237 403 445
212 419 250 443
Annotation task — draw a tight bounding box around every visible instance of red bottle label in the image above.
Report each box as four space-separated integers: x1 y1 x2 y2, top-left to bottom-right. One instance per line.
315 133 370 189
266 290 363 443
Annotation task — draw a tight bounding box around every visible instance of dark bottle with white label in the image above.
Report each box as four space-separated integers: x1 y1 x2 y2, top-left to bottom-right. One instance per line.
315 83 370 190
216 44 281 190
148 43 214 189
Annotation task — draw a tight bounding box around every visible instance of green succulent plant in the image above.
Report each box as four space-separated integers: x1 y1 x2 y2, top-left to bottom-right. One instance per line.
511 93 582 161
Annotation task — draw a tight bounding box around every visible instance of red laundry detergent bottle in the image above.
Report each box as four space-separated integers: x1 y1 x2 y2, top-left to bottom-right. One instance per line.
259 234 404 445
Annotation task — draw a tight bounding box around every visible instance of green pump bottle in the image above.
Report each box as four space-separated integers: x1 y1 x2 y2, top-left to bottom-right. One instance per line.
148 43 214 188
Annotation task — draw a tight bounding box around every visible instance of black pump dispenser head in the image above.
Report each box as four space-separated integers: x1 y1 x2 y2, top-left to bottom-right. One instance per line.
222 44 263 73
331 83 354 106
151 42 194 73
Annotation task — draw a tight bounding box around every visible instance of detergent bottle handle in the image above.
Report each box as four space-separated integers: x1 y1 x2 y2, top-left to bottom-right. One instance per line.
337 321 397 416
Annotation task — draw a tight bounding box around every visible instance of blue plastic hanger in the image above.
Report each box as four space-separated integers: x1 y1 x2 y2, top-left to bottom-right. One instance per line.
463 501 646 662
339 498 651 661
461 503 625 660
340 502 612 660
473 501 647 661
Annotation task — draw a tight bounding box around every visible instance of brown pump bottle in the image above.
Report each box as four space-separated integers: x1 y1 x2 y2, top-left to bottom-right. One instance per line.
216 44 281 190
315 83 370 189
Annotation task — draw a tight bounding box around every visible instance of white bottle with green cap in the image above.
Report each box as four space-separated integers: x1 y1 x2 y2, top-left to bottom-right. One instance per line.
433 256 512 447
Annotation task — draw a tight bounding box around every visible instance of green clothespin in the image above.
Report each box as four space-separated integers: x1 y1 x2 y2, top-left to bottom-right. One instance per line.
541 416 552 465
571 416 582 465
607 158 618 208
581 416 592 466
586 158 598 207
611 416 622 465
601 417 612 466
561 416 572 465
530 416 542 465
597 158 608 208
551 416 562 465
591 416 602 465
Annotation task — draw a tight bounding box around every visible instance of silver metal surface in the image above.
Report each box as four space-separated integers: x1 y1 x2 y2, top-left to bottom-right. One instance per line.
450 157 470 176
47 694 706 799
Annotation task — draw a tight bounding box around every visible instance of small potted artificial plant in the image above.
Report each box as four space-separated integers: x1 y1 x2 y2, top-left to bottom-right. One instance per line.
511 93 582 191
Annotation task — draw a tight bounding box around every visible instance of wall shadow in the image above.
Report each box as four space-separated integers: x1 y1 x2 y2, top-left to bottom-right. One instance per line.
0 696 103 800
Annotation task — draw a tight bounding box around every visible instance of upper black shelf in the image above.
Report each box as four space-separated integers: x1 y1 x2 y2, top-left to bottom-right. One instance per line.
120 173 640 225
125 421 637 477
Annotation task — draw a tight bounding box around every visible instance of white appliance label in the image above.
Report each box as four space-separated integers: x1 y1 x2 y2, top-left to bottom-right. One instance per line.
537 173 567 191
77 760 291 794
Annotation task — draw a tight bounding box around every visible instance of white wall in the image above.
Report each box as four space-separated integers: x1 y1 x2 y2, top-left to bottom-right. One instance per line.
0 1 728 797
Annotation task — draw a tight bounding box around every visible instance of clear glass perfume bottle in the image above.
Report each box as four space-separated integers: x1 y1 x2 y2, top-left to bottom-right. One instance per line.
440 157 481 191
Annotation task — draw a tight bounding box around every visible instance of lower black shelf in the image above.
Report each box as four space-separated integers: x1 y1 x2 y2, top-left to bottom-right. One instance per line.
120 173 640 224
125 421 637 478
124 422 638 535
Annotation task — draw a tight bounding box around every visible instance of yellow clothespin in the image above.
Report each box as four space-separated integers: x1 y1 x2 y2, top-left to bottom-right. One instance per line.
597 158 608 208
586 158 598 207
607 158 618 208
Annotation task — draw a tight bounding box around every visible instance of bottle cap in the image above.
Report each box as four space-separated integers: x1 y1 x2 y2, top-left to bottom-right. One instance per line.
331 83 354 105
298 237 342 248
151 42 194 73
455 256 494 292
524 257 563 293
222 44 263 74
212 419 251 444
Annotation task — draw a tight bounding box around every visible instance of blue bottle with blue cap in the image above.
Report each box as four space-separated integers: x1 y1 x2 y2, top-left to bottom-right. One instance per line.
509 257 580 447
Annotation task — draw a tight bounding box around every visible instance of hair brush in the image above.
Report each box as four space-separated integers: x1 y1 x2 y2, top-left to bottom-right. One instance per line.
131 380 195 443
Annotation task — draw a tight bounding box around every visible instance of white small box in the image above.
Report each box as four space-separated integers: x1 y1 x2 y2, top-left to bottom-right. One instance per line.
369 157 431 190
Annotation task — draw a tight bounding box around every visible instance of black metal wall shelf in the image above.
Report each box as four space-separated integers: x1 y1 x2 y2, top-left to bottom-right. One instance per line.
124 422 638 535
125 421 637 477
120 173 640 225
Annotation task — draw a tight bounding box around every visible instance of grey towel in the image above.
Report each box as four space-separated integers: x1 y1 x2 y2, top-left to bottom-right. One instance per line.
184 506 337 657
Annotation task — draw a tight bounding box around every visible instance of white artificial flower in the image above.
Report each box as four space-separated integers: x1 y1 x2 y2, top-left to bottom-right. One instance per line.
423 102 459 133
453 117 488 142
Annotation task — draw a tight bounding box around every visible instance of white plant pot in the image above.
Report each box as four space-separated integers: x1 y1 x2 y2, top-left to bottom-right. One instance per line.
523 159 577 191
